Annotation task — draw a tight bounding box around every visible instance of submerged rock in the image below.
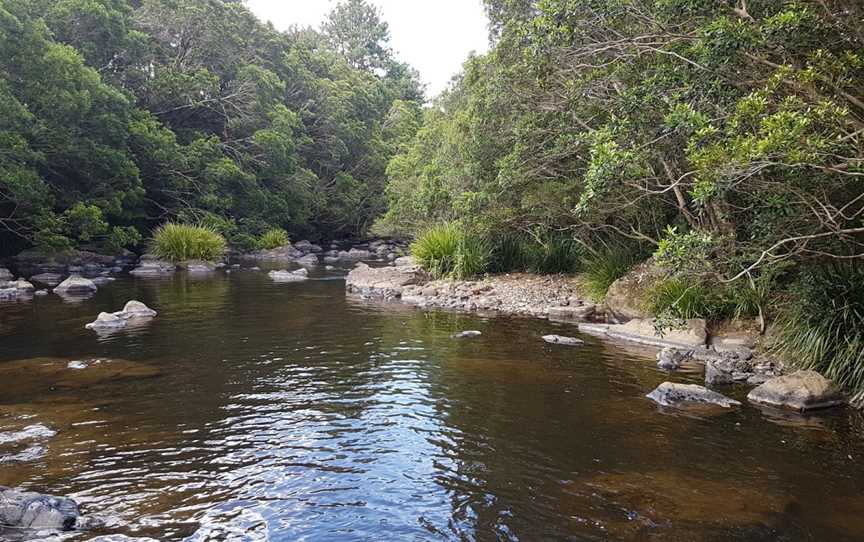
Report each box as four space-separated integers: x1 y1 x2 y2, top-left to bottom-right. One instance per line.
0 486 101 531
85 312 127 330
647 382 741 408
268 269 309 282
656 348 692 371
747 370 844 411
53 275 97 295
542 335 584 346
452 330 482 339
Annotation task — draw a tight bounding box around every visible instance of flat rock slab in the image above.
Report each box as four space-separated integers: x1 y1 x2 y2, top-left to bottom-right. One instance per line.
747 370 844 411
647 382 741 408
543 335 584 346
612 318 707 348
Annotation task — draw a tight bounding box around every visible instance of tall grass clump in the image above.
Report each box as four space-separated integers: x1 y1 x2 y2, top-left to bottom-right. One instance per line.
644 278 728 320
151 223 227 262
257 228 289 250
581 246 641 301
775 264 864 395
411 223 490 279
486 232 581 274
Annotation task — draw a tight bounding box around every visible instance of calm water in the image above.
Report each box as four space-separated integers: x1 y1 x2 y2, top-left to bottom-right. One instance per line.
2 266 864 541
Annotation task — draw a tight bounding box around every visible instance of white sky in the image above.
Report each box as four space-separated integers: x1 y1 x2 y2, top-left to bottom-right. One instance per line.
245 0 490 98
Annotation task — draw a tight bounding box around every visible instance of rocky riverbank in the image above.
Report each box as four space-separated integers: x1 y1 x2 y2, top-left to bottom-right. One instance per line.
346 261 848 413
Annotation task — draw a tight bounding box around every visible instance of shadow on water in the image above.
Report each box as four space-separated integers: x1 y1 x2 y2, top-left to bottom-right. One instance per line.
1 269 864 541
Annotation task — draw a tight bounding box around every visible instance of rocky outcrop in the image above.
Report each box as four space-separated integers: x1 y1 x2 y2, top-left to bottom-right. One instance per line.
604 258 667 322
53 275 98 295
747 370 844 411
268 269 309 282
542 335 584 346
0 486 102 532
647 382 741 408
346 263 429 299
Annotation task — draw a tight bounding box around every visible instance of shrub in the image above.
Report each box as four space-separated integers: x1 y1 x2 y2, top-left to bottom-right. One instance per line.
411 223 491 279
257 228 290 250
151 223 227 262
453 235 491 279
775 264 864 395
581 246 641 301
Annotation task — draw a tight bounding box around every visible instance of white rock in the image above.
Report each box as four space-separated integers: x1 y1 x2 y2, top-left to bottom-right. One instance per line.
85 312 127 330
452 330 482 339
268 270 308 282
121 300 157 318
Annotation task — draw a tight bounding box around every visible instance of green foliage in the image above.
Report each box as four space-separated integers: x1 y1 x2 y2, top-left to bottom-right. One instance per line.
776 265 864 394
644 279 730 321
257 228 290 250
486 233 582 274
151 223 226 262
411 223 463 279
581 247 641 302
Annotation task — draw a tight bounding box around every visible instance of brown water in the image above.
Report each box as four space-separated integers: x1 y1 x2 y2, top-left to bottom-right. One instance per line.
2 267 864 541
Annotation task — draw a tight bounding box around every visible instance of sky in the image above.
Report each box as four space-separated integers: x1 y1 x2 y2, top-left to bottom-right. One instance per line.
244 0 490 98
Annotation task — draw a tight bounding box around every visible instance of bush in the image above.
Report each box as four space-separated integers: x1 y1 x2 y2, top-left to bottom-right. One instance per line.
151 223 227 262
411 223 491 279
257 228 289 250
775 264 864 395
581 246 641 301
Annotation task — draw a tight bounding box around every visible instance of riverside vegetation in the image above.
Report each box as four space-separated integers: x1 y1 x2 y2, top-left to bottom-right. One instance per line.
1 1 863 397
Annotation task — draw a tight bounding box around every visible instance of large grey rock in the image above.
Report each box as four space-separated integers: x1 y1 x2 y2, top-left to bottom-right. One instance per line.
119 300 157 318
609 318 708 348
85 312 128 331
647 382 741 408
0 268 12 281
344 248 373 260
542 335 584 346
656 348 692 371
268 269 308 282
53 275 97 295
604 258 667 321
13 279 34 291
295 254 319 266
747 370 844 411
243 245 304 262
29 273 64 287
345 263 429 299
0 486 81 530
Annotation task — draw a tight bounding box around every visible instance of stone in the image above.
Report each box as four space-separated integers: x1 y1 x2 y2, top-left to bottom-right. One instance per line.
393 256 415 267
646 382 741 408
0 486 82 530
293 240 314 252
268 269 309 282
705 360 735 386
0 267 12 281
542 335 584 346
120 300 157 318
345 263 430 299
91 276 116 286
610 318 708 348
35 290 49 296
29 272 64 287
604 258 668 321
346 248 373 260
747 370 845 411
244 245 304 262
0 288 18 299
548 304 596 322
182 260 217 274
452 330 482 339
85 312 128 331
130 260 175 277
53 275 97 295
13 279 34 291
656 348 692 371
295 254 319 266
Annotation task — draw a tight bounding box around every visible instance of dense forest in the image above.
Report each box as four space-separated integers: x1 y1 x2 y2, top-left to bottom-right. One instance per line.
0 0 423 255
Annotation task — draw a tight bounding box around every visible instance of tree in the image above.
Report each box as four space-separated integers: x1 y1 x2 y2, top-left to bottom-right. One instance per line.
322 0 392 72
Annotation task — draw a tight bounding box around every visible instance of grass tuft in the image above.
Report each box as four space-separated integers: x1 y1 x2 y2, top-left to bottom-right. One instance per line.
257 228 290 250
151 223 226 262
581 247 641 301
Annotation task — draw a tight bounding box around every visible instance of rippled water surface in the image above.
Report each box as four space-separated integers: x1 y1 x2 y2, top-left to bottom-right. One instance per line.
2 267 864 541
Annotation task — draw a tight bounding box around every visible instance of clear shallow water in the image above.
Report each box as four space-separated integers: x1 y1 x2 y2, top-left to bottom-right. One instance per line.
1 268 864 541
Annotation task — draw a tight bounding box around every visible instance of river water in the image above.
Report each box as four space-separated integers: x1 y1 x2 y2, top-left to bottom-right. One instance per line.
1 266 864 541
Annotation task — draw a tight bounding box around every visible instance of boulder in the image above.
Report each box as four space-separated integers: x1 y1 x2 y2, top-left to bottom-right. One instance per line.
0 486 81 530
29 272 65 287
53 275 97 295
646 382 741 408
542 335 584 346
705 360 735 386
656 348 692 371
295 254 319 266
345 248 373 260
345 263 430 299
35 290 49 297
293 240 314 252
609 318 708 349
243 245 304 262
548 304 596 322
130 260 175 277
120 300 157 318
747 370 844 411
85 312 128 331
452 330 482 339
182 260 217 274
268 269 309 282
393 256 415 267
604 258 667 321
0 267 12 281
13 279 34 291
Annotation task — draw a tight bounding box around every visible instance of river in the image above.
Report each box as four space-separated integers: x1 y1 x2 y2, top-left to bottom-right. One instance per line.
1 266 864 541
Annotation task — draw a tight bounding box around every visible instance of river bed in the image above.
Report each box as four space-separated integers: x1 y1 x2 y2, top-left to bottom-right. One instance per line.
1 267 864 541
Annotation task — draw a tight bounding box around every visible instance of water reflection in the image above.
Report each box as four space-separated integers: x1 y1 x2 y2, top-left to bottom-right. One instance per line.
1 271 864 541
